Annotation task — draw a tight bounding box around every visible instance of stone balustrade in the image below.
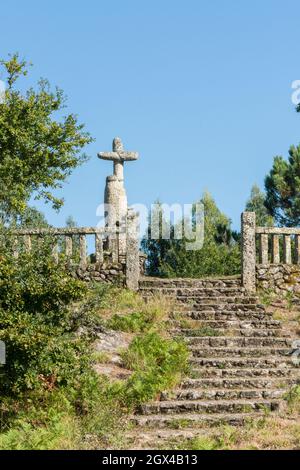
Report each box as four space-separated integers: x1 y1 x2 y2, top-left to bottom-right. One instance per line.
11 209 141 290
256 227 300 265
11 226 119 268
242 212 300 296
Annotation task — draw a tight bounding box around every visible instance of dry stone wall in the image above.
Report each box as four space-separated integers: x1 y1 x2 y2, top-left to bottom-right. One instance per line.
256 264 300 296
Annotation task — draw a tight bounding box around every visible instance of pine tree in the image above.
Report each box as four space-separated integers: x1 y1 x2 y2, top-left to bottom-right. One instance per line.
264 146 300 226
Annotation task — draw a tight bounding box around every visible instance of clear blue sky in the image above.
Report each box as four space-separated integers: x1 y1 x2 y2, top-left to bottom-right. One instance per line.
1 0 300 230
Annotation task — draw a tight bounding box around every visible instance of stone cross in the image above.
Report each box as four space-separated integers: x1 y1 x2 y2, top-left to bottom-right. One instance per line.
98 137 139 254
98 137 138 180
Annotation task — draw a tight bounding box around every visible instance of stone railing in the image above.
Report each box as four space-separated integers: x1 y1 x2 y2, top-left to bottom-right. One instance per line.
255 226 300 265
11 226 119 265
11 209 141 290
242 211 300 295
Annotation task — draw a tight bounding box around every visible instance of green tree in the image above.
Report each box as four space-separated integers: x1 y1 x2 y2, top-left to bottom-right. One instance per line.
141 202 174 276
245 184 274 226
0 54 93 220
264 146 300 226
142 192 241 277
9 206 49 229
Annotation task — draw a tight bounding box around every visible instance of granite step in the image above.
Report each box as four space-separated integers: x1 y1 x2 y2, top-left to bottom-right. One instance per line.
140 399 281 415
160 388 285 401
132 412 265 429
176 296 258 304
139 277 241 289
140 287 246 296
190 357 296 368
186 336 291 348
191 367 299 379
177 328 286 338
183 311 272 320
174 319 282 329
181 377 297 389
190 347 291 358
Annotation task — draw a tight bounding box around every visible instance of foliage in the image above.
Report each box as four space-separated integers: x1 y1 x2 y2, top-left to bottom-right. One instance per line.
0 53 93 219
142 193 241 277
0 231 88 394
107 296 170 333
113 332 189 407
264 145 300 226
245 184 274 226
9 206 50 229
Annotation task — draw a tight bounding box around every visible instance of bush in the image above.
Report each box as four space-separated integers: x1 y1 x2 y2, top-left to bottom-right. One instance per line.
0 236 89 395
112 332 189 407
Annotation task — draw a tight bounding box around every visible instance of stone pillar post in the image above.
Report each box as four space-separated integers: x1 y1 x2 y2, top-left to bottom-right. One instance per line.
241 212 256 292
126 209 140 291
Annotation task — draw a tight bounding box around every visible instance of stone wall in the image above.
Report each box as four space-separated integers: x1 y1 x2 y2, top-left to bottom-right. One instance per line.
72 261 125 285
70 252 146 286
256 264 300 296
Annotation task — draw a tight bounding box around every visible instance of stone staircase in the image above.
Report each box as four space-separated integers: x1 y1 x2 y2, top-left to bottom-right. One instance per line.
131 277 300 439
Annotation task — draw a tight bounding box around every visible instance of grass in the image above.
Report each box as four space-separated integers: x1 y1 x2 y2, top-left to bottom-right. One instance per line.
0 283 188 450
156 384 300 451
161 416 300 450
2 282 299 450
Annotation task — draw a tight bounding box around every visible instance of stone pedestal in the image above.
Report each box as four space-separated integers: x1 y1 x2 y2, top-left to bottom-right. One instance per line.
104 175 128 254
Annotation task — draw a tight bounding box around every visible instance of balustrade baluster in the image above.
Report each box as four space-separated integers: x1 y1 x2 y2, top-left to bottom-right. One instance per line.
271 234 280 264
13 238 19 259
259 234 269 264
95 233 104 264
65 235 73 257
52 241 59 263
24 235 31 252
283 235 292 264
79 235 87 269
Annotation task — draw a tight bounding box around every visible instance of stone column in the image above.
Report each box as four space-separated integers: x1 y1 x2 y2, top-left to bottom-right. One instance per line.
126 209 140 291
241 212 256 292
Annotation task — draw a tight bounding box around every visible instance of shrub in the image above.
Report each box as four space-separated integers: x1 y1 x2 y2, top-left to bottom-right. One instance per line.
0 236 89 395
113 332 189 407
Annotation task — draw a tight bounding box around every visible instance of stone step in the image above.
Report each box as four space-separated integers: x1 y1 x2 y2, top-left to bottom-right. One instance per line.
181 377 298 389
177 296 258 304
183 311 272 321
190 347 291 358
190 357 295 369
139 399 280 415
180 306 266 314
177 328 286 338
191 367 299 379
174 319 282 329
139 277 241 289
126 428 216 449
160 388 285 401
186 337 291 348
141 287 246 297
132 412 265 428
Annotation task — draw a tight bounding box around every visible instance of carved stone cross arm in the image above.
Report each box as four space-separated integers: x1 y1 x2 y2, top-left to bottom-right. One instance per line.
98 151 138 162
98 137 139 179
